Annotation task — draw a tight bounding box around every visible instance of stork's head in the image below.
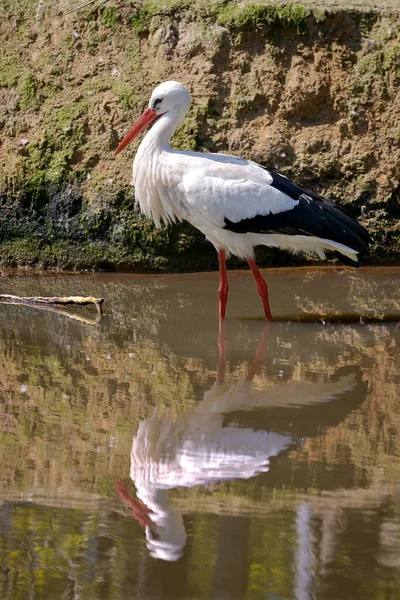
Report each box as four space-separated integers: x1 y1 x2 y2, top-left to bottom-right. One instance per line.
149 80 191 117
113 81 191 156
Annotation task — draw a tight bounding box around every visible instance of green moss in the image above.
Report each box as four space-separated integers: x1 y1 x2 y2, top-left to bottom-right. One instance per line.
0 51 26 88
172 103 208 151
0 64 21 88
140 0 192 14
0 238 53 267
86 26 106 55
352 41 400 103
115 84 136 110
100 5 118 26
56 99 88 131
216 3 312 34
358 12 379 36
20 99 90 189
277 3 312 32
19 75 38 109
124 36 142 72
0 228 217 271
0 70 18 88
381 44 400 78
129 7 153 33
82 77 112 95
127 0 192 32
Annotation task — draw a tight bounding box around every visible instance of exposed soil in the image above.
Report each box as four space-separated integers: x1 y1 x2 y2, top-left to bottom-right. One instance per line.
0 0 399 270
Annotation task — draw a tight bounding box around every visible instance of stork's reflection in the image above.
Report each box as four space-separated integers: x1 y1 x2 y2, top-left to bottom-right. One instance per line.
117 322 367 561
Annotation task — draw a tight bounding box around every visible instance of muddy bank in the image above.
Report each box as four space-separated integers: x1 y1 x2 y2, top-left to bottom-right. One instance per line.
0 1 399 270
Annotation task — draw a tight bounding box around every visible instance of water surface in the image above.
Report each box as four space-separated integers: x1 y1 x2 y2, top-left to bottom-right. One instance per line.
0 267 399 599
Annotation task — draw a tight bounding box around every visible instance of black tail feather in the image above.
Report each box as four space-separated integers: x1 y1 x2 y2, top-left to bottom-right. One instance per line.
224 169 371 265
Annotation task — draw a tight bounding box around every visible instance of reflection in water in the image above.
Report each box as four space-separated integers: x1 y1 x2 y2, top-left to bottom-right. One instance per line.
120 323 367 561
295 503 313 600
0 298 103 325
0 270 399 599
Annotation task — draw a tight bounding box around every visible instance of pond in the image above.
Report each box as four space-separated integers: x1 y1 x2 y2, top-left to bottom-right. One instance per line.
0 266 399 599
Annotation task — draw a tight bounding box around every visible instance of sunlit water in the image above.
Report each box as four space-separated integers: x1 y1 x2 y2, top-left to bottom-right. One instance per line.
0 267 399 599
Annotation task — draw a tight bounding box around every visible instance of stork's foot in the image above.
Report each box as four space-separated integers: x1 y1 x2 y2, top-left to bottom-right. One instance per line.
247 259 273 321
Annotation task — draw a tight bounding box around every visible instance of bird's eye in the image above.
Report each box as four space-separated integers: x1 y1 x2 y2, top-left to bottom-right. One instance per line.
153 98 162 110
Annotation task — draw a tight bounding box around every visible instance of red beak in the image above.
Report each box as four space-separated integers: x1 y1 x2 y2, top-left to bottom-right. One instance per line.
113 107 159 156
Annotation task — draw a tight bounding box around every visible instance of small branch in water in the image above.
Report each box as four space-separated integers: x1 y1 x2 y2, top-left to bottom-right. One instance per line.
0 295 104 314
0 300 103 325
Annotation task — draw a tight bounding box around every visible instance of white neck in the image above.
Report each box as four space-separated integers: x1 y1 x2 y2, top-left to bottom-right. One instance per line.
132 104 189 227
140 106 187 152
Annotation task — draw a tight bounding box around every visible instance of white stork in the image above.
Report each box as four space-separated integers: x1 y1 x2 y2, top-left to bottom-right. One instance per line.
114 81 371 320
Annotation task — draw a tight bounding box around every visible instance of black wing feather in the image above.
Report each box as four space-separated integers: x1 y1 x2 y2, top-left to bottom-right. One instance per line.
223 170 371 264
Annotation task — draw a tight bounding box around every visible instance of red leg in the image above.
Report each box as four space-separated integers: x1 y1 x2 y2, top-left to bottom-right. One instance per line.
218 249 229 319
217 318 227 384
247 323 270 381
115 479 151 528
247 259 273 321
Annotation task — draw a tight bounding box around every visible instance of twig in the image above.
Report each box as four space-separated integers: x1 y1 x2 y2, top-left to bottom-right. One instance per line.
0 295 104 314
0 300 103 325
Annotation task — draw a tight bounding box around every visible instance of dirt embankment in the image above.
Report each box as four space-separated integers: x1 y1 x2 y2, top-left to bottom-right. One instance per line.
0 1 399 271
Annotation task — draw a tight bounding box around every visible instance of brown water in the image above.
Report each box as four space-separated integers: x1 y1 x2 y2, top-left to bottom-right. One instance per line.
0 266 399 600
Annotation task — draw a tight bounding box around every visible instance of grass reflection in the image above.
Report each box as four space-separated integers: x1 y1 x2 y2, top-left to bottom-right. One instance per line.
0 270 398 598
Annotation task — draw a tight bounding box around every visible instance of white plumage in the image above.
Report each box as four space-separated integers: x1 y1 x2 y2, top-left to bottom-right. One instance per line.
115 81 371 319
126 359 362 561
